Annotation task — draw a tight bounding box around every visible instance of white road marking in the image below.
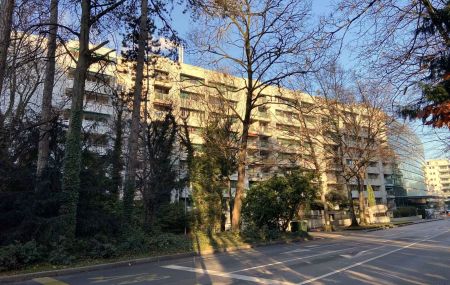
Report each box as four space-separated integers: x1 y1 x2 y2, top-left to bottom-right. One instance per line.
296 229 450 285
32 277 69 285
229 247 355 273
162 265 295 285
281 249 311 254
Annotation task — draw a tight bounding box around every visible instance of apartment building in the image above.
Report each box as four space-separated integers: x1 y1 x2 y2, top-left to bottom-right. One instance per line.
424 159 450 196
24 40 423 207
114 56 396 206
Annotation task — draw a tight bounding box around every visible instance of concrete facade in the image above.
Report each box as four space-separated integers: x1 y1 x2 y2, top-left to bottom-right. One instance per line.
424 159 450 197
3 37 429 207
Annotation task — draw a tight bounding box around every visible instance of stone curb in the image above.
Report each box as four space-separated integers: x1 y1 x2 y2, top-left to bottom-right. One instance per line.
353 218 444 233
0 236 310 283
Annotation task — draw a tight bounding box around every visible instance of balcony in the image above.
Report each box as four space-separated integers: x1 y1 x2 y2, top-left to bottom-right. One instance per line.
253 111 271 121
154 92 172 106
180 99 203 110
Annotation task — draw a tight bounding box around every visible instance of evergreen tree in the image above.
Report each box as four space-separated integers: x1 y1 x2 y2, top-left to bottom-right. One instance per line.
402 1 450 128
140 110 178 228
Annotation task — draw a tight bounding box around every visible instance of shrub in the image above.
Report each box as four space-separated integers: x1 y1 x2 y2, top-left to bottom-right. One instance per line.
393 207 418 218
118 229 151 253
242 171 317 232
157 203 192 234
0 240 44 271
85 235 118 259
48 237 75 265
148 233 192 252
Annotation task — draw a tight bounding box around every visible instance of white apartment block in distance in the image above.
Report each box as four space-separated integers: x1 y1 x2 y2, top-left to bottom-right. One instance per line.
425 159 450 197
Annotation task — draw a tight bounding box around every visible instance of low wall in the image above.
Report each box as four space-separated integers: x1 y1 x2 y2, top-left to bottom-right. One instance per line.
302 210 352 229
391 215 423 223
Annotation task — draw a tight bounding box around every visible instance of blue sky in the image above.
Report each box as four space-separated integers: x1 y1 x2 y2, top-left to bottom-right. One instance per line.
169 1 448 159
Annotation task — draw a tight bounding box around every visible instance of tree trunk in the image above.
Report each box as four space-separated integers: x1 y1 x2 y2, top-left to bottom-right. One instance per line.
122 0 148 222
60 0 90 239
346 183 358 227
227 178 233 229
36 0 58 182
111 101 123 202
0 0 14 101
357 175 366 225
231 30 253 232
231 121 249 231
319 176 331 230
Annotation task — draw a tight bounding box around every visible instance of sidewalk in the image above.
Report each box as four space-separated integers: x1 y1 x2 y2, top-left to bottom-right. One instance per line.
309 218 444 239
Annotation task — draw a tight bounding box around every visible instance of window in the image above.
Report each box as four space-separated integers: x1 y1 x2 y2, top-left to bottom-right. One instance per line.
83 112 109 123
257 106 269 117
260 137 270 148
154 105 170 117
180 91 204 101
154 69 169 82
260 122 269 133
369 161 378 167
368 173 379 179
65 88 109 104
209 81 237 93
276 123 299 134
277 96 296 105
155 85 170 100
180 108 204 120
86 71 113 85
180 74 204 84
85 91 109 104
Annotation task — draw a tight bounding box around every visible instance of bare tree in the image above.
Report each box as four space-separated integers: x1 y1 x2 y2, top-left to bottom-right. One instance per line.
329 1 449 135
191 0 325 231
282 94 334 230
316 65 396 226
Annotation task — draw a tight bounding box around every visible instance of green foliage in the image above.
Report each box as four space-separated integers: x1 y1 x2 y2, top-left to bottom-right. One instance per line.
157 203 192 234
140 111 178 226
0 241 44 270
189 115 238 233
148 233 192 252
47 236 75 265
76 149 121 238
85 235 118 259
325 190 349 208
393 207 418 218
191 154 226 233
242 171 317 232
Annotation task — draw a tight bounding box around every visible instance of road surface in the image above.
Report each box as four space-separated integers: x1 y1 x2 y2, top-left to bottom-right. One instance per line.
12 219 450 285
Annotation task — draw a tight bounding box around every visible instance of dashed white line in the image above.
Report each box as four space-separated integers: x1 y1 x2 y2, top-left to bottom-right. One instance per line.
229 247 355 273
162 265 296 285
296 229 450 285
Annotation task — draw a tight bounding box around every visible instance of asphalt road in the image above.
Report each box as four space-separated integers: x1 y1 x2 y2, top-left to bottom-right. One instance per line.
13 219 450 285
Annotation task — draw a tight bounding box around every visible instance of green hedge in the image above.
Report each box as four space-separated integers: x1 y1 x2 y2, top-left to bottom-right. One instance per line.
393 207 417 218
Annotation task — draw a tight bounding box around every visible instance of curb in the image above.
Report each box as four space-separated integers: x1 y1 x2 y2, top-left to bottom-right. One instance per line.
359 218 444 232
0 236 310 283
